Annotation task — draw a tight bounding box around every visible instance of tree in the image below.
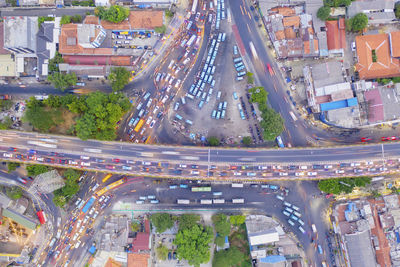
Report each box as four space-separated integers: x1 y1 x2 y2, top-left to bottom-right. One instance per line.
242 136 252 146
48 72 77 91
71 14 82 23
396 3 400 19
165 9 174 19
318 177 372 195
229 215 246 226
213 247 246 267
259 107 284 141
212 214 231 236
23 100 56 132
215 235 225 247
60 15 71 25
156 245 169 260
131 222 140 232
53 195 66 207
38 16 55 27
174 224 213 267
95 5 129 23
154 25 167 34
317 6 331 21
179 214 200 230
349 13 368 32
150 213 173 233
48 52 64 73
249 87 268 104
26 165 49 176
207 136 220 146
64 169 79 183
246 72 254 84
7 162 20 173
6 187 22 200
109 67 130 92
0 117 12 130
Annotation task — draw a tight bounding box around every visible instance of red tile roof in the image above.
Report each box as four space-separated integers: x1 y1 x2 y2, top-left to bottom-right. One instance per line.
127 253 149 267
284 28 296 39
84 15 99 25
270 7 295 17
355 33 400 79
364 89 384 122
63 55 132 66
131 232 150 252
282 16 300 28
101 11 163 30
390 31 400 58
326 19 346 51
275 30 285 40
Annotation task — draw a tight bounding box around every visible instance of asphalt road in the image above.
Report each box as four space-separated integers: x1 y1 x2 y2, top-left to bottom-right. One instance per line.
0 7 93 17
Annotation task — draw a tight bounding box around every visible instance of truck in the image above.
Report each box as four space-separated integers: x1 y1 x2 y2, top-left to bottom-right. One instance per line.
134 119 145 132
232 198 245 204
200 199 212 204
213 199 225 204
177 199 190 204
312 224 317 233
191 0 198 14
36 210 46 224
82 196 96 213
276 136 285 148
186 35 197 47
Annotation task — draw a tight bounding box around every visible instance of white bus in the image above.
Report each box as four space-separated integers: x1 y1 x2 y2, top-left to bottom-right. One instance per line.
232 183 243 188
177 199 190 204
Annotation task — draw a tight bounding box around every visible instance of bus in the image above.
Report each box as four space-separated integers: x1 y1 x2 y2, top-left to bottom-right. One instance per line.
36 210 46 224
96 177 127 197
191 186 212 192
102 174 112 183
134 119 145 132
177 199 190 204
232 198 245 204
191 0 198 14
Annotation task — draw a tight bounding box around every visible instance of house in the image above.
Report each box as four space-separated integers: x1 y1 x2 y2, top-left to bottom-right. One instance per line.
347 0 395 25
355 32 400 80
326 18 346 57
3 16 38 55
36 21 58 77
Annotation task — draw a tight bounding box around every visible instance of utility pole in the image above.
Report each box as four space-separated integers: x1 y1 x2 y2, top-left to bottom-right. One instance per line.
207 149 210 177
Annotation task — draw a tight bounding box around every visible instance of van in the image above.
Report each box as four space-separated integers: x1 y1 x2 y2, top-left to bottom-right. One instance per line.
276 195 284 201
211 80 215 87
221 110 225 119
143 92 151 100
198 100 204 109
217 91 221 99
211 110 217 118
181 96 186 105
221 33 226 42
186 93 194 100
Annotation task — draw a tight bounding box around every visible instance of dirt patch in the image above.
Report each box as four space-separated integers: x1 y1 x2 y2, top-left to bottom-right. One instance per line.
49 108 77 135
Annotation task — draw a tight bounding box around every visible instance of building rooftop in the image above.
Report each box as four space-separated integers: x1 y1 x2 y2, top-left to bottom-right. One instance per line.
389 31 400 58
326 19 346 52
364 89 384 123
3 16 38 53
347 0 394 19
127 253 149 267
345 230 377 267
63 55 132 66
2 208 37 230
131 232 150 252
311 61 344 88
355 33 400 79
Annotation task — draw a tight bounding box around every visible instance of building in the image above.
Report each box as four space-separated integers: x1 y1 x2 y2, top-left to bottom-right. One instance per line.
127 253 150 267
326 18 346 57
3 16 38 55
36 21 58 76
355 32 400 80
1 208 37 230
28 170 65 194
263 5 320 59
347 0 395 25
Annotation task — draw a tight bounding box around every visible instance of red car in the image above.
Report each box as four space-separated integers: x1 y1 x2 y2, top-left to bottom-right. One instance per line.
266 63 274 76
17 177 27 184
112 158 120 163
105 165 115 170
361 137 372 142
382 136 397 141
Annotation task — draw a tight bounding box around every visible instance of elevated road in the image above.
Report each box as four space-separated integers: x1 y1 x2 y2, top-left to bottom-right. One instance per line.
0 130 395 180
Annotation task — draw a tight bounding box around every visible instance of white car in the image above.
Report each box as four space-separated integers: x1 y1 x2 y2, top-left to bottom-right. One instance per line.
153 105 159 115
307 172 317 176
93 211 99 219
169 77 175 85
324 165 333 169
149 120 156 128
78 226 85 233
195 12 200 21
3 153 12 158
175 79 181 88
75 240 82 249
295 172 304 176
279 172 288 176
146 116 153 125
69 160 78 165
36 157 44 162
233 172 242 176
166 85 172 93
365 161 373 165
72 233 79 241
81 161 90 167
161 95 169 104
99 195 105 202
335 170 344 174
80 156 90 160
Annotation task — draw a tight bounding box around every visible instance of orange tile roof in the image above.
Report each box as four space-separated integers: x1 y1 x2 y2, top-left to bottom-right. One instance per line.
304 41 310 54
355 33 400 79
127 253 150 267
390 31 400 58
104 257 122 267
276 7 295 16
282 16 300 28
284 28 296 39
326 19 346 51
59 24 112 55
101 11 163 30
83 15 99 25
275 30 285 40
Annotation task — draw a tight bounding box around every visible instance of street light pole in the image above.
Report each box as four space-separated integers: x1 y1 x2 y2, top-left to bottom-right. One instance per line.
207 149 210 178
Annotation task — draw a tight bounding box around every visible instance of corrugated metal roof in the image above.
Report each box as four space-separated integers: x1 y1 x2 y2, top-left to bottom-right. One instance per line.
2 208 37 230
320 97 358 111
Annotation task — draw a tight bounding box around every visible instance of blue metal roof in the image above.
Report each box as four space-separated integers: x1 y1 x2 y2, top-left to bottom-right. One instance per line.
259 255 286 263
320 97 358 111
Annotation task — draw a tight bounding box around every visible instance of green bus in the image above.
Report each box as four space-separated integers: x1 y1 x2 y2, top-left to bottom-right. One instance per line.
191 186 211 192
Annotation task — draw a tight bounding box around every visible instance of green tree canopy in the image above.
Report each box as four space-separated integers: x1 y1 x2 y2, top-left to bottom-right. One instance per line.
259 107 284 141
26 165 49 176
396 3 400 19
48 72 77 91
173 224 213 267
317 6 331 21
242 136 252 146
151 213 173 233
212 214 231 236
179 214 200 231
215 235 225 247
7 162 20 173
48 52 64 73
53 195 67 207
207 136 220 146
109 67 130 92
348 13 368 32
154 25 167 34
229 215 246 226
131 221 140 232
318 177 372 194
95 5 130 23
156 245 169 260
249 86 268 104
213 247 247 267
60 15 71 25
23 100 56 132
246 72 254 84
6 187 23 200
0 117 12 130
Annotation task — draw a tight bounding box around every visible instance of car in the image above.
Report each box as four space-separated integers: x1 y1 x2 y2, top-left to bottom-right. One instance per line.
3 153 12 158
105 165 115 170
81 155 90 160
112 158 120 163
17 177 27 184
146 116 153 125
9 147 17 152
175 79 181 88
122 165 132 170
335 170 344 174
361 137 372 142
295 172 304 176
157 111 163 118
307 172 317 176
195 12 201 22
173 251 177 260
266 63 274 75
168 252 172 260
149 120 156 128
153 105 160 115
351 41 356 51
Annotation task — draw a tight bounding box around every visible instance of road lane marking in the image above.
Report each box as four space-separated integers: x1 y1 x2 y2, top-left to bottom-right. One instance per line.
247 23 251 33
162 151 180 155
238 158 256 161
140 152 154 157
240 5 244 15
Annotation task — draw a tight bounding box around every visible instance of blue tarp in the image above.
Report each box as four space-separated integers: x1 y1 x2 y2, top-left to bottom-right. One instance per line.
320 97 358 112
396 232 400 243
286 77 291 83
225 236 229 243
345 202 357 222
259 255 286 263
89 245 96 254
